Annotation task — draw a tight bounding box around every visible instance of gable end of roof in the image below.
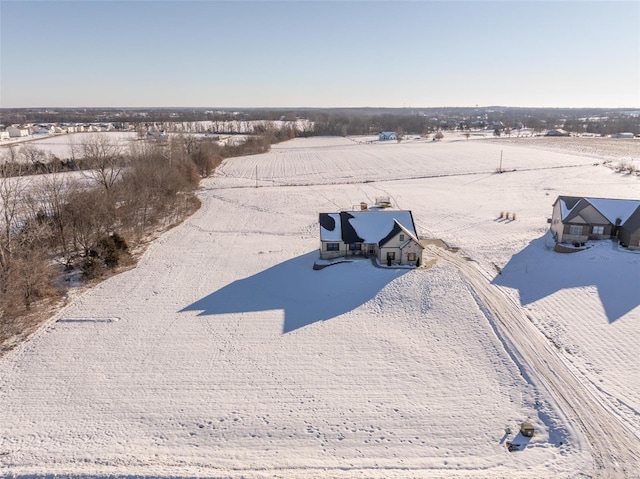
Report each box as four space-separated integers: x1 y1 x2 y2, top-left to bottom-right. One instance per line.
378 221 403 247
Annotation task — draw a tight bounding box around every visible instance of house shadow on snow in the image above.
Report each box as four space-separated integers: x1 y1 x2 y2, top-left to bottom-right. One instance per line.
492 233 640 323
180 251 408 333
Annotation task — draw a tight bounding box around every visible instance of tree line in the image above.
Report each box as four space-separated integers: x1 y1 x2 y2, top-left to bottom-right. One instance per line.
0 131 289 347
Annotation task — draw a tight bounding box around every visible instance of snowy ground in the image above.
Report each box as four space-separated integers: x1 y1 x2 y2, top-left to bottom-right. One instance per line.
0 136 638 478
0 131 258 162
0 132 140 161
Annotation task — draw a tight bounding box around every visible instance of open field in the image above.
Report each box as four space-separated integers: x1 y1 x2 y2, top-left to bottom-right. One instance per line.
0 136 638 478
486 136 640 167
0 131 251 163
0 132 139 159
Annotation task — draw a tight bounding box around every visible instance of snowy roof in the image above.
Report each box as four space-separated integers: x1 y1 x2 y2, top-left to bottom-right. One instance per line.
378 219 422 248
556 196 640 227
319 210 418 245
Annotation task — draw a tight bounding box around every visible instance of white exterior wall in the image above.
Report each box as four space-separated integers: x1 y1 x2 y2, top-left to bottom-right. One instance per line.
380 233 405 264
379 232 424 265
550 202 564 241
401 241 424 265
380 246 401 264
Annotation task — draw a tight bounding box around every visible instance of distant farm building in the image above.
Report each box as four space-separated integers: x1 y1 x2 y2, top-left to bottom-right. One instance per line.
545 129 570 137
319 209 423 265
379 131 397 141
550 196 640 250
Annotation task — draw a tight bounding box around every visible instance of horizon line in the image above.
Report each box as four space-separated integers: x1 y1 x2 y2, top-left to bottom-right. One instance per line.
2 105 639 111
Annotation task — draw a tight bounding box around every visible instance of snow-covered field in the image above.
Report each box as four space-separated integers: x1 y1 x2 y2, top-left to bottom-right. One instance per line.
0 132 140 161
0 136 638 478
0 131 256 162
488 136 640 168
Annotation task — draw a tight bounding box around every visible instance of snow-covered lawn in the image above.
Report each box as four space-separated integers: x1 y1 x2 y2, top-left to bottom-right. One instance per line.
0 137 638 477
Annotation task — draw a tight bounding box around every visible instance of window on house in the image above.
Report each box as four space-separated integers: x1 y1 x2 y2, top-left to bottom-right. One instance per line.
408 253 416 261
399 234 405 241
569 225 583 236
386 252 396 260
349 243 362 251
592 226 604 235
326 243 340 251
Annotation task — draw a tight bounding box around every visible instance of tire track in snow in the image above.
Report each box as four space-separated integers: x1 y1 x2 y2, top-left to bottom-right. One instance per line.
425 244 639 478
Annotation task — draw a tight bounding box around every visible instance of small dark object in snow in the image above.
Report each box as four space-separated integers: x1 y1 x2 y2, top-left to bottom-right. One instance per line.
506 441 521 452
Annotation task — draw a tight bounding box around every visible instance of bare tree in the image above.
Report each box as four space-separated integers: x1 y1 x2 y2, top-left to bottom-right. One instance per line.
82 134 125 192
38 171 76 264
6 221 56 311
67 136 81 165
0 161 27 286
19 144 48 173
135 122 147 140
66 188 115 258
5 144 19 164
189 139 221 177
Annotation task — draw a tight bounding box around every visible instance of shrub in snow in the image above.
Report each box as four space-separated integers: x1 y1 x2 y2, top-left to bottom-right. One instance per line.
97 232 129 268
83 233 130 277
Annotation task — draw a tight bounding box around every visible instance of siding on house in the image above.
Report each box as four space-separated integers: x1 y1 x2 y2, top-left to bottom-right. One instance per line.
551 195 640 249
618 207 640 250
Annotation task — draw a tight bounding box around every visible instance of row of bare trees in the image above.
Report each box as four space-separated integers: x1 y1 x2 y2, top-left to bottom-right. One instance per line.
0 128 290 345
0 134 225 341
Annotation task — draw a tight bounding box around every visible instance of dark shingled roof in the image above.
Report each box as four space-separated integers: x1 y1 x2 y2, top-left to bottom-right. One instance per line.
555 195 583 210
378 220 403 247
319 213 336 232
340 212 365 244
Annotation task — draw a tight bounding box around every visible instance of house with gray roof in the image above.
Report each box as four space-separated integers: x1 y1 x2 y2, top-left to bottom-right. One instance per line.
319 209 423 265
550 196 640 250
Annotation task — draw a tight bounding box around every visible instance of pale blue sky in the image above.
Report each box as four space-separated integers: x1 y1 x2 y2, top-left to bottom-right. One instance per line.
1 1 638 108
